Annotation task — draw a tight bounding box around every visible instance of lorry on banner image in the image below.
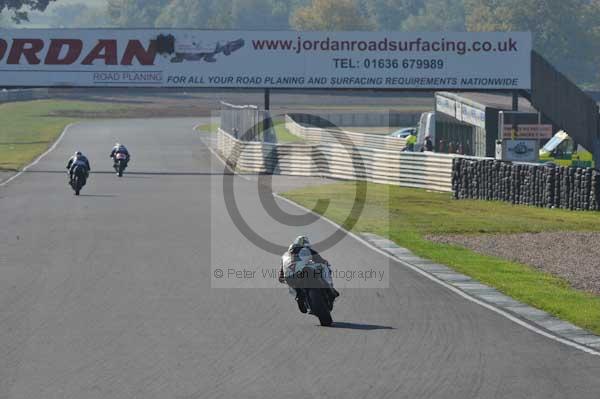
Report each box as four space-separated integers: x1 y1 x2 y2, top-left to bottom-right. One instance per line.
168 34 245 63
539 130 594 168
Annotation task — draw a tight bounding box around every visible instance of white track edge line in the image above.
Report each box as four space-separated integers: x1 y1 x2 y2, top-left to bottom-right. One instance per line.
274 194 600 356
0 123 77 187
203 133 600 356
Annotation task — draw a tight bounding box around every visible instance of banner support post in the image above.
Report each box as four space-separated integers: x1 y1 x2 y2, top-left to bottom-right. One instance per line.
263 88 273 142
512 91 519 111
264 89 270 110
512 91 519 138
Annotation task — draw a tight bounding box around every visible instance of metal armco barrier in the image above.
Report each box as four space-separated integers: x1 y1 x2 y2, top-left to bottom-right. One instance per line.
452 158 600 211
0 88 49 102
285 115 407 151
218 128 456 192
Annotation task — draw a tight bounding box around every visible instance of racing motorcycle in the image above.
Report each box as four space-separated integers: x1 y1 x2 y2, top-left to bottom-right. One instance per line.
285 255 337 326
69 165 87 196
114 152 128 177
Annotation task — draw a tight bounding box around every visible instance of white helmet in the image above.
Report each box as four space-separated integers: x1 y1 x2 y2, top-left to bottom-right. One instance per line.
289 235 310 251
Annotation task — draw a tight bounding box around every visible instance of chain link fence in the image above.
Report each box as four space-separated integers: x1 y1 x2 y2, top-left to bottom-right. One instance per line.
219 101 276 143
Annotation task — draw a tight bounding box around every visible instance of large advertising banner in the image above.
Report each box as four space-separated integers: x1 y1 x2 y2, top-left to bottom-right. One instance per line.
0 29 532 89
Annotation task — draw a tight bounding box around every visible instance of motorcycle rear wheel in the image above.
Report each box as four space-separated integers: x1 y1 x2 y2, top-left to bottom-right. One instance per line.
73 176 83 195
117 161 125 177
308 289 332 326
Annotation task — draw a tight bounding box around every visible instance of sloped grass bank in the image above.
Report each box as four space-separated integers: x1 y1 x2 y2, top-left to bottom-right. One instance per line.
0 100 137 171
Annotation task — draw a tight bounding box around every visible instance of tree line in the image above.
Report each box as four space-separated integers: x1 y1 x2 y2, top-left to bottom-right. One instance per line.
2 0 600 88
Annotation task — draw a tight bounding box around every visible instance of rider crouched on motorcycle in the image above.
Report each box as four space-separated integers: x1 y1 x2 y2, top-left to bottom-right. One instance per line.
278 236 339 313
66 151 91 185
110 142 130 171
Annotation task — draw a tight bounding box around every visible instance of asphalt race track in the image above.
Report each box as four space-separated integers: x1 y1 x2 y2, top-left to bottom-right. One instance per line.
1 118 600 399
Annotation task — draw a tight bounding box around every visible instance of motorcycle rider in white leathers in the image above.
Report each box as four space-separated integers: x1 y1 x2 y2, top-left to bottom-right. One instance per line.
278 236 339 313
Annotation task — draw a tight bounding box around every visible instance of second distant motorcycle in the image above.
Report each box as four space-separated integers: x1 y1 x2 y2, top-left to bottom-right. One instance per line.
114 152 128 177
110 142 130 177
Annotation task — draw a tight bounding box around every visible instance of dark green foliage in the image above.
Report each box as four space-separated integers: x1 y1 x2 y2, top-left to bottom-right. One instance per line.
0 0 55 22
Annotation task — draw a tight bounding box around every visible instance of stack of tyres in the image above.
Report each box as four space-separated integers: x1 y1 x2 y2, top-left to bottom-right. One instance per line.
451 158 600 212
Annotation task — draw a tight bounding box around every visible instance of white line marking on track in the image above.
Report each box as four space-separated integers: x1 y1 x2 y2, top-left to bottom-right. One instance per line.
204 136 600 356
0 123 77 187
274 194 600 356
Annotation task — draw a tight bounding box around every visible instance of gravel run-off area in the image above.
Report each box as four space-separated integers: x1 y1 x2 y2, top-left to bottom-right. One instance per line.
427 232 600 296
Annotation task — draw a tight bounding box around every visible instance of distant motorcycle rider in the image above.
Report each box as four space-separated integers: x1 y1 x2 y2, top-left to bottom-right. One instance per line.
66 151 90 185
110 142 130 172
278 236 339 313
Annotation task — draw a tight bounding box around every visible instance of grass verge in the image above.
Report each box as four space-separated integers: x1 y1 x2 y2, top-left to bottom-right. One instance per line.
0 100 137 171
211 119 305 143
281 182 600 335
272 120 304 143
195 122 219 133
